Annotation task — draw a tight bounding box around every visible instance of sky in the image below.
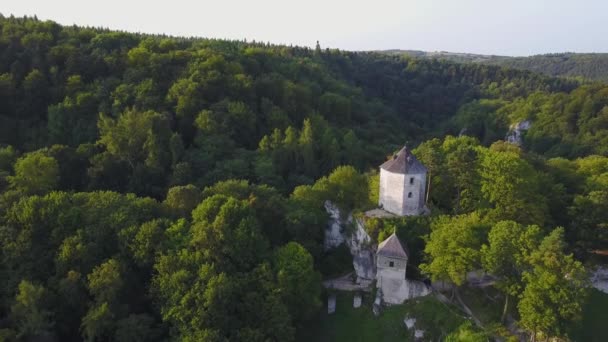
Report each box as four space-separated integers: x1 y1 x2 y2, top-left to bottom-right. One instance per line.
3 0 608 56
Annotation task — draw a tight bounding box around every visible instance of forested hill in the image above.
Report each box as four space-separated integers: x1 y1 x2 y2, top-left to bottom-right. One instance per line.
383 50 608 82
487 53 608 82
0 15 588 197
1 15 608 342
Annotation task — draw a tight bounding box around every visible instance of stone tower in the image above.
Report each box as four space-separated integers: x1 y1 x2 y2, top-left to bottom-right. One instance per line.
378 146 427 216
376 232 409 304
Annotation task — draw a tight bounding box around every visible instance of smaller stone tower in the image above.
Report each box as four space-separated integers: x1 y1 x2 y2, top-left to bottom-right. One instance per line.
376 233 409 304
378 146 427 216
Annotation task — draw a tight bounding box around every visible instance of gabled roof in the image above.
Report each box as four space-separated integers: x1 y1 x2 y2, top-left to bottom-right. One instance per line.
379 146 427 174
377 233 408 259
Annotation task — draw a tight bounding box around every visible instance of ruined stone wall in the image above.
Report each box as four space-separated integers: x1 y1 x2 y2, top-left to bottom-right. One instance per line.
377 267 431 304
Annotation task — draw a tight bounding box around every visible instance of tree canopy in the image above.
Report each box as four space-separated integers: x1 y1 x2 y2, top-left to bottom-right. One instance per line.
0 15 603 341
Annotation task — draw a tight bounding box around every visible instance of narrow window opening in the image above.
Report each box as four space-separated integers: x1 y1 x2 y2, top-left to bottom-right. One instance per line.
410 177 414 184
408 192 412 198
389 261 394 267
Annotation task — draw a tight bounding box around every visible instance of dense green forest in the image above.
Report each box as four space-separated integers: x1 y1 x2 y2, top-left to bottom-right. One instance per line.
385 50 608 83
0 15 607 341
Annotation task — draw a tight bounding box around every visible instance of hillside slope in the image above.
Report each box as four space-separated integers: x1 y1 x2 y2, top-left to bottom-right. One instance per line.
0 15 581 195
383 50 608 82
486 53 608 82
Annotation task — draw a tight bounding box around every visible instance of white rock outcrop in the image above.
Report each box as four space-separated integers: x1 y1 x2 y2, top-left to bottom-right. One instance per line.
404 317 416 329
323 201 346 250
407 279 431 298
506 120 532 145
591 266 608 294
323 201 375 282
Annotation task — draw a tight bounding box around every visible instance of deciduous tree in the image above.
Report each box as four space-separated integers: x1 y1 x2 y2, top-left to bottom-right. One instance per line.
8 151 59 195
518 228 588 340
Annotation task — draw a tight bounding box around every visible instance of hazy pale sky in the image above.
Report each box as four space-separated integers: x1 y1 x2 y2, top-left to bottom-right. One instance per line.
4 0 608 56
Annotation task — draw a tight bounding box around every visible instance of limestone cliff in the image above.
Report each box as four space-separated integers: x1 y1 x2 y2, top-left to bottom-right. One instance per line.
323 201 431 303
323 201 375 282
505 120 532 145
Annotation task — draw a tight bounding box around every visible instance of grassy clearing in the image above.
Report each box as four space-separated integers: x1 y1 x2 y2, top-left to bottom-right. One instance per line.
298 291 467 342
459 286 608 342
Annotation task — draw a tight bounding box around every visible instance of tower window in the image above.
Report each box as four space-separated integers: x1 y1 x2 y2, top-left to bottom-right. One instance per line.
408 192 412 198
389 261 394 267
410 177 414 184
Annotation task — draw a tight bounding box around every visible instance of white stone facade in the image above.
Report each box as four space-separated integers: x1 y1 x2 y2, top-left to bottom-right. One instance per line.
376 264 431 304
376 254 409 304
375 232 431 304
379 169 427 216
377 254 408 275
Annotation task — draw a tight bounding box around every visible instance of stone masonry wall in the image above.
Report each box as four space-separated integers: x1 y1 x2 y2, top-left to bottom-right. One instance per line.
377 255 408 273
379 169 405 215
401 173 426 216
379 169 426 216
